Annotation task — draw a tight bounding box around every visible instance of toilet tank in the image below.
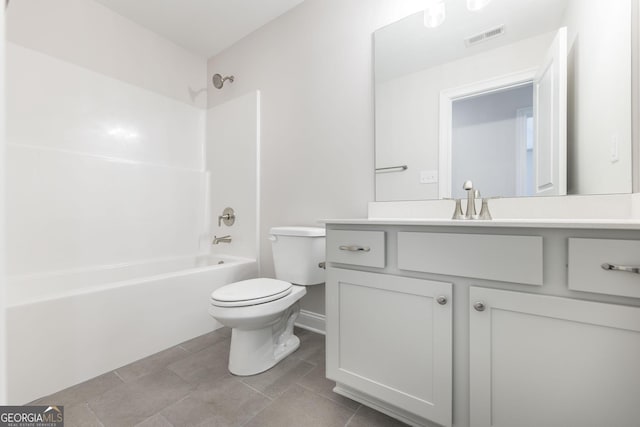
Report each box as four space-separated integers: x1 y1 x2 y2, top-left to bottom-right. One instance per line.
270 226 325 285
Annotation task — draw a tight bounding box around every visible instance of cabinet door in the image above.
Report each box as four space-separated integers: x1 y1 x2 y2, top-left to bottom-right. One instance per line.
470 287 640 427
326 268 452 426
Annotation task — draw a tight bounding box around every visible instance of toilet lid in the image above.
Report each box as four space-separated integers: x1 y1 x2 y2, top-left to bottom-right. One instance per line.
210 278 292 307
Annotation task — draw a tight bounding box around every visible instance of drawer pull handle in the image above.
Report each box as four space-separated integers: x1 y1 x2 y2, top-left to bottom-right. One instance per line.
339 245 371 252
601 263 640 274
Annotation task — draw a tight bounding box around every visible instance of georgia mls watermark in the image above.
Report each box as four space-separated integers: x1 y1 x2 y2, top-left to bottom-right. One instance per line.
0 406 64 427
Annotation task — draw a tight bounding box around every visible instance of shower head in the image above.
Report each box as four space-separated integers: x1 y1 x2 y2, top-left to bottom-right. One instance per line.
212 73 234 89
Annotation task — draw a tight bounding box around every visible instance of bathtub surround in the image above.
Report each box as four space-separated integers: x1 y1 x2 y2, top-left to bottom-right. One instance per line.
207 92 260 261
6 42 207 275
4 0 216 405
207 0 432 322
6 0 208 274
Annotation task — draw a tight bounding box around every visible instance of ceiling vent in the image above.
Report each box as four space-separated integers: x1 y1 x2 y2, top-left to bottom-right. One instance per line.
465 25 505 47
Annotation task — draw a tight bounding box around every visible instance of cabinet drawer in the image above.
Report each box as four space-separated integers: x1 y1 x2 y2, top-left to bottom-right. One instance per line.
326 230 385 268
398 232 543 285
568 238 640 298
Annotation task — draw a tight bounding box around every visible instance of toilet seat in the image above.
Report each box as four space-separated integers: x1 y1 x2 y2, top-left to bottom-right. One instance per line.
211 278 292 307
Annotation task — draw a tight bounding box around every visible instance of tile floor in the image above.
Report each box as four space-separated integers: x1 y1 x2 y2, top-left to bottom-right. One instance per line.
30 327 409 427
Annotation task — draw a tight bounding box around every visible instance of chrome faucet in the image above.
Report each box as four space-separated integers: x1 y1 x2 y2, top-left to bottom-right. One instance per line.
212 235 232 245
452 181 492 220
463 180 478 219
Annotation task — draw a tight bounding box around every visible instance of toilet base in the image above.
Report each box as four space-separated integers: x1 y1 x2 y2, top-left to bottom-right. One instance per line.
228 304 301 376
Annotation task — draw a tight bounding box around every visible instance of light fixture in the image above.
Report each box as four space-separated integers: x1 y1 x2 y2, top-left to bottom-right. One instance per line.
467 0 491 11
424 0 446 28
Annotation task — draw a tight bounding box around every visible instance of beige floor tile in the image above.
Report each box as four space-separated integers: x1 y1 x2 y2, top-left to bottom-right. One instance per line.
65 403 104 427
116 346 189 383
33 372 123 407
240 356 314 399
89 370 191 427
244 384 356 427
167 339 231 385
134 414 174 427
296 362 360 411
179 328 231 354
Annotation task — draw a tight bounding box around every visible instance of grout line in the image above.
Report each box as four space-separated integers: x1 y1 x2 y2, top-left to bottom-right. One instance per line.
172 394 191 406
177 344 189 352
344 405 362 427
295 381 361 413
133 413 168 427
113 370 126 383
235 378 273 401
237 393 275 427
84 402 106 427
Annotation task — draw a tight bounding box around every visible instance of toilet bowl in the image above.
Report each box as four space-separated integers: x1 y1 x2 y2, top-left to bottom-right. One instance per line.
208 226 325 376
209 279 306 375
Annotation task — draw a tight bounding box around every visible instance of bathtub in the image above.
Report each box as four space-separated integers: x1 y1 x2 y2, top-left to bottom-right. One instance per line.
5 254 258 404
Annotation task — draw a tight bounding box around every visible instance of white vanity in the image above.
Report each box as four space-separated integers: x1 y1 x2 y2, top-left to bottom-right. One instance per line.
323 211 640 427
352 0 640 424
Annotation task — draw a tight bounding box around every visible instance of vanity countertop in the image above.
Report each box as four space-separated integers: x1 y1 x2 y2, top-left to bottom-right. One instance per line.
320 218 640 230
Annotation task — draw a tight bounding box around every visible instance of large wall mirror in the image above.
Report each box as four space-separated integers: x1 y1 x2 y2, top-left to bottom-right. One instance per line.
375 0 637 201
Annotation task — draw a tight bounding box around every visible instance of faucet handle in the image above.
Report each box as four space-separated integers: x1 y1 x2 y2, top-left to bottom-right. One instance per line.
451 199 464 220
478 197 493 220
218 207 236 227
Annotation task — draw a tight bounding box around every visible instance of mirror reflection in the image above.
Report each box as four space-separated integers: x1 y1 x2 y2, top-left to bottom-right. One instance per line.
374 0 634 201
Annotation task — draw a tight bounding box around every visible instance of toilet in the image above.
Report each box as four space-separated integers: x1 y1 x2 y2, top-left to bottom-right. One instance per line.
208 226 325 376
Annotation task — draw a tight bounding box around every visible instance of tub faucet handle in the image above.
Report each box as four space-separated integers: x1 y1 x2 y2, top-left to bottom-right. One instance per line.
218 207 236 227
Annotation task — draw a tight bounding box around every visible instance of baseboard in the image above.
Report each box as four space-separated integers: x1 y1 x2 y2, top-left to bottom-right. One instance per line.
333 384 437 427
295 309 325 335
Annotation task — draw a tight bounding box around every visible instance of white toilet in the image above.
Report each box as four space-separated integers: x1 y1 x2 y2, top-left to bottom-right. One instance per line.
208 226 325 376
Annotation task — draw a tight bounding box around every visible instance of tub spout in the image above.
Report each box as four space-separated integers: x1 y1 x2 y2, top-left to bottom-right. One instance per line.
212 235 232 244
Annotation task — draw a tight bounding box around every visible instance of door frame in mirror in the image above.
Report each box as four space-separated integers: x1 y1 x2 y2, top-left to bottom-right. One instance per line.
439 68 537 198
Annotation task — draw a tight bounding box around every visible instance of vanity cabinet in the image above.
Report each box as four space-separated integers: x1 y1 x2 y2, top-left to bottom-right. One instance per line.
469 286 640 427
324 223 640 427
326 268 453 427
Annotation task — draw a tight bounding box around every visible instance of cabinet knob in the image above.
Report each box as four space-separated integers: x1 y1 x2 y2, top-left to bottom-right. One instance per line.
436 296 448 305
473 301 486 312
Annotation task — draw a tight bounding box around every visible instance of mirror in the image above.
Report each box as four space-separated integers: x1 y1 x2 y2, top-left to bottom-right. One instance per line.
375 0 635 201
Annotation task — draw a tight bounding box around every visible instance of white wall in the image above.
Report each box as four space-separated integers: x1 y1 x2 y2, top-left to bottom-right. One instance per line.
375 32 553 201
0 0 7 406
207 0 433 315
564 0 633 195
207 92 260 261
7 0 207 109
6 0 208 278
